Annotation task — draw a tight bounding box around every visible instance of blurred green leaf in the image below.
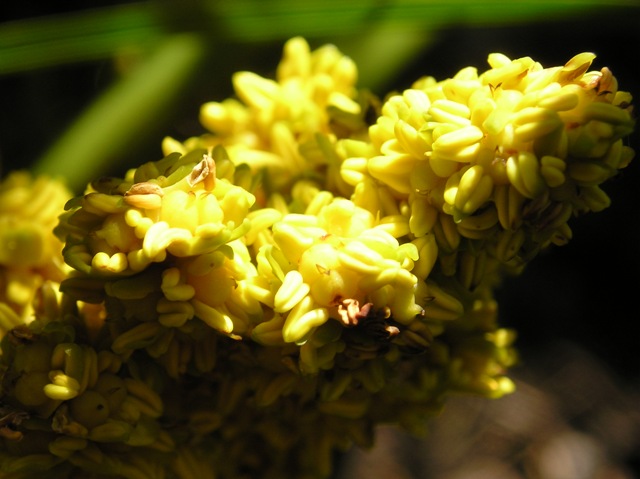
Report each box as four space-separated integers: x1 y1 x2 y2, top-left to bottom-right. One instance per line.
32 33 206 192
2 0 637 75
212 0 632 40
0 3 160 75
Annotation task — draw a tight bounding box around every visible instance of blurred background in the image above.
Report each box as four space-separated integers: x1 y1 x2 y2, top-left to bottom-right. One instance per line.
1 1 639 477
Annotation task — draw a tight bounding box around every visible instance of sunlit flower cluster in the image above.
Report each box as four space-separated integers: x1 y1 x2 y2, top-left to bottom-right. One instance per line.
0 37 634 479
164 36 364 197
342 51 634 275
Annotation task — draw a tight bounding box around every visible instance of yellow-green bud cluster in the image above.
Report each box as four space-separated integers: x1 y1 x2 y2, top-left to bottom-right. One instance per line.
0 298 173 478
164 36 366 197
344 51 634 277
57 148 255 277
0 37 635 479
55 147 260 340
0 172 71 327
265 198 420 331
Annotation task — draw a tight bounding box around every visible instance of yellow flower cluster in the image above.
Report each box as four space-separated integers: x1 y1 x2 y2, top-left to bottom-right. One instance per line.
0 37 634 479
57 148 254 277
0 171 71 329
342 51 634 275
164 36 364 197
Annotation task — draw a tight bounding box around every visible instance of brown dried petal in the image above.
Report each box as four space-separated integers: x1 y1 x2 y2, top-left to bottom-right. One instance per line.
337 298 362 326
337 299 378 327
188 154 216 190
124 182 164 209
125 182 165 197
8 325 36 344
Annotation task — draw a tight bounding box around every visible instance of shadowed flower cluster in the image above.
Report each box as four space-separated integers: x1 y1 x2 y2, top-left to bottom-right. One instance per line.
0 37 634 479
0 172 71 328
